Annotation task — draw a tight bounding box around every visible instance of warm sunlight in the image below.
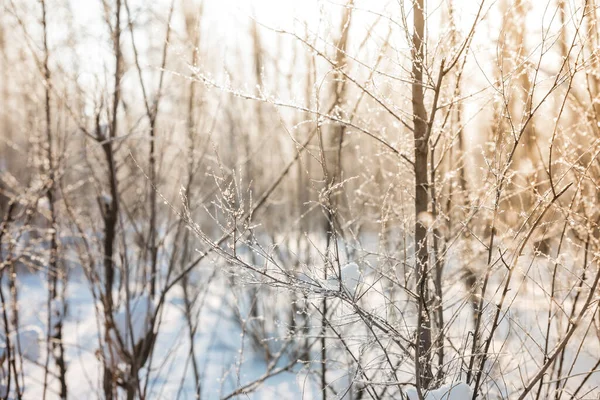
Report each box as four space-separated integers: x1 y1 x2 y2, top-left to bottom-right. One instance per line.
0 0 597 399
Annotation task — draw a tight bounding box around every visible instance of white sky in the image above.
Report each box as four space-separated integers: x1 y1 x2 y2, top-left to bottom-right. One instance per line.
53 0 572 113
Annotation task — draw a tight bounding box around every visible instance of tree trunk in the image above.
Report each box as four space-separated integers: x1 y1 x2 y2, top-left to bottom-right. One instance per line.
411 0 434 390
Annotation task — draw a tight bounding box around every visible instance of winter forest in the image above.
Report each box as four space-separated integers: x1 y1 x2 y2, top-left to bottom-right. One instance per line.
2 0 600 398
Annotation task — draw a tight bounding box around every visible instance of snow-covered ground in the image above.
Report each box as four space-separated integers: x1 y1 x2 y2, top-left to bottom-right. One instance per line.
3 235 600 399
11 270 312 399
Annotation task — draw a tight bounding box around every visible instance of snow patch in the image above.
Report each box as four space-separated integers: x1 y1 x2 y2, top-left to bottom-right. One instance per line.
106 294 155 364
321 262 364 294
50 298 65 336
12 326 42 362
405 382 472 400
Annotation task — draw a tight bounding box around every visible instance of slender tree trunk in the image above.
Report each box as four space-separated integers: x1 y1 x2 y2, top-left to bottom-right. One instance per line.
103 1 122 398
182 3 203 396
39 1 67 397
319 4 354 398
148 114 158 298
148 0 174 298
411 0 434 390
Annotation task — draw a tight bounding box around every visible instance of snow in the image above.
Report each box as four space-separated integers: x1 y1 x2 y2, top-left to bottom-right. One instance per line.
0 323 42 395
405 382 473 400
100 192 113 208
5 272 309 398
340 262 362 293
37 197 50 211
417 211 435 229
321 262 364 294
3 237 600 399
12 326 42 362
106 294 155 364
50 298 65 336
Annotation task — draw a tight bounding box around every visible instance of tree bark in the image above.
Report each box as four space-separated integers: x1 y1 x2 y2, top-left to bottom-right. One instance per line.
411 0 434 390
103 1 122 398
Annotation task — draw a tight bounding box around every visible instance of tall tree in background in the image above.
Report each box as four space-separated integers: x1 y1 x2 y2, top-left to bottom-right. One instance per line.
39 0 68 397
101 1 122 398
